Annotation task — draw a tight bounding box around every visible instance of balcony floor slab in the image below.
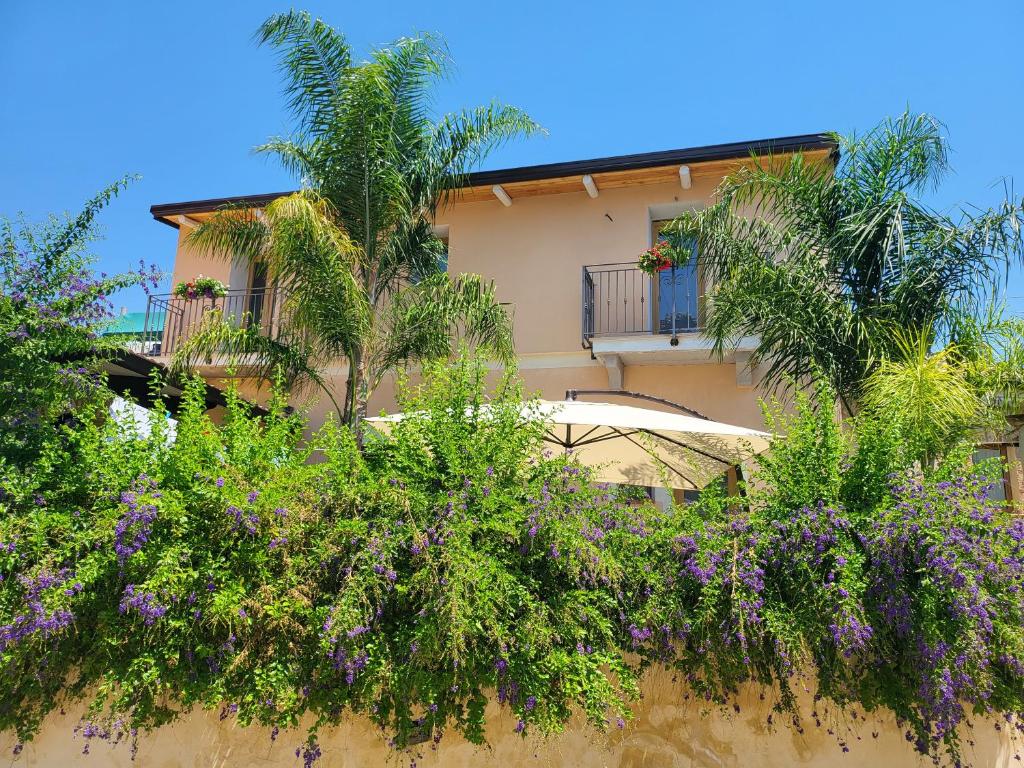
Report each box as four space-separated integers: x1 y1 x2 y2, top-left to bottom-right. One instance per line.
589 334 758 366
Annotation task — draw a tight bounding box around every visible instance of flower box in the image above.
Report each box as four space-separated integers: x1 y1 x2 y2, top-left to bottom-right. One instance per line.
173 276 229 301
637 241 677 275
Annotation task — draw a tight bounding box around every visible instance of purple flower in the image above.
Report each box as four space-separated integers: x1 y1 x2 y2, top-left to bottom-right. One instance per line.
114 476 159 563
118 585 167 626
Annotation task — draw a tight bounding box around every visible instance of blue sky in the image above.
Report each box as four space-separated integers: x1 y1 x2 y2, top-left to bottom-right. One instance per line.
3 0 1023 311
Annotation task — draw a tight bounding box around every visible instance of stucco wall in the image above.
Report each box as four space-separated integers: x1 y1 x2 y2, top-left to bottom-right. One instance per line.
436 178 719 356
3 671 1014 767
170 227 233 288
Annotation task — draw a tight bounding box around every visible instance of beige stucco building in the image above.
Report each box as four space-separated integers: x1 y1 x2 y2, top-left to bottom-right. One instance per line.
147 135 833 429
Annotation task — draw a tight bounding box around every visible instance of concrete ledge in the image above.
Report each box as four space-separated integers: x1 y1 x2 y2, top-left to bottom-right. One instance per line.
3 670 1013 767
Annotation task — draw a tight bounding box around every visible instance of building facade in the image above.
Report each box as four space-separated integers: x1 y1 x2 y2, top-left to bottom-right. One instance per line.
145 134 836 437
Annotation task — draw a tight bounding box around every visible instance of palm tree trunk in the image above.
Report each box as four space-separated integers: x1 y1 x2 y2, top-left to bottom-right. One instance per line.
351 350 371 448
341 357 356 426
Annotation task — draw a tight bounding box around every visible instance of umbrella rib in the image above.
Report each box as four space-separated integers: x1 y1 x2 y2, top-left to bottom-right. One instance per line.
643 429 737 467
566 424 604 446
613 428 702 488
570 428 639 448
543 428 568 447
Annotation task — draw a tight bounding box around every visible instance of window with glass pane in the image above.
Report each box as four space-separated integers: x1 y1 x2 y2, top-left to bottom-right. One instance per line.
247 262 268 329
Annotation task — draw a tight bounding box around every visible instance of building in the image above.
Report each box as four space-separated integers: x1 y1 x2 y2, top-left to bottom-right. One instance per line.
140 132 1024 503
145 134 834 433
102 308 164 355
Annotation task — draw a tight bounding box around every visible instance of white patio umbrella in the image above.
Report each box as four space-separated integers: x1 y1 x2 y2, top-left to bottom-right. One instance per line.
366 399 771 491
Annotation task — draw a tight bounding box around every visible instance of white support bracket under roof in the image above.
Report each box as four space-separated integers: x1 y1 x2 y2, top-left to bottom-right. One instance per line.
582 174 599 198
491 184 513 207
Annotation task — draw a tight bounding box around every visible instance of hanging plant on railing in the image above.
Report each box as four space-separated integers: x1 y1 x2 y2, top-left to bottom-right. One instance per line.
636 240 677 275
172 276 228 300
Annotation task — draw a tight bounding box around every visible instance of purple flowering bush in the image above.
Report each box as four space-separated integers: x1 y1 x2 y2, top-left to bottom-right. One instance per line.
0 356 652 759
618 388 1024 762
0 177 160 466
1 353 1022 765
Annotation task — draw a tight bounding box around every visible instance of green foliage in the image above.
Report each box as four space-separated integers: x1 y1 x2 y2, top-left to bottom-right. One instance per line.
665 112 1024 411
858 311 1024 467
756 382 845 513
2 353 1023 765
861 328 982 465
0 355 648 756
0 177 157 469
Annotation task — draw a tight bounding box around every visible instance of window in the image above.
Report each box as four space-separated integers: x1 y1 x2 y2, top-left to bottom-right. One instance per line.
247 262 268 329
972 447 1010 502
433 225 449 274
410 227 448 284
651 220 700 334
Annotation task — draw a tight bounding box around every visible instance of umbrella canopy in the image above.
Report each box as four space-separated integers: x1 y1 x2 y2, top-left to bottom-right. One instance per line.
366 399 771 491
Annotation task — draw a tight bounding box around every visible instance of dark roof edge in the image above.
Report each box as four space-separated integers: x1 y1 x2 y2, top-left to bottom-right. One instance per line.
151 132 837 225
151 191 295 227
464 133 836 186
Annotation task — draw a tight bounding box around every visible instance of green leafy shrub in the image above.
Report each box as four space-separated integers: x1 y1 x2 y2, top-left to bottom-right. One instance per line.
1 353 1022 766
0 177 158 470
0 356 650 757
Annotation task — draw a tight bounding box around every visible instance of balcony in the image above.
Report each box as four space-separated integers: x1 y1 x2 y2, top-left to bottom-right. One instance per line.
582 262 701 346
581 262 758 386
141 287 286 358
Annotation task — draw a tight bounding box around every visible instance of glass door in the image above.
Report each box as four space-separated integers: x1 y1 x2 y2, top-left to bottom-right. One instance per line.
651 221 700 335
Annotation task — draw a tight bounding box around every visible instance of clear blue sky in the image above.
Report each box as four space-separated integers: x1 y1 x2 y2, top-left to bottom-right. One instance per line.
3 0 1023 311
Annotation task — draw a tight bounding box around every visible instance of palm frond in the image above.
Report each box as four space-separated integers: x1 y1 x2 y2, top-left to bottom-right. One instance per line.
426 104 545 209
665 110 1024 408
256 11 351 138
861 328 981 462
374 273 514 382
186 208 270 265
838 112 948 197
253 138 321 186
208 15 540 425
170 309 334 403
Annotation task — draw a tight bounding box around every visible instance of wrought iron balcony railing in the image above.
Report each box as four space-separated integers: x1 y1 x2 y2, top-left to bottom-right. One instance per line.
142 287 286 358
582 262 701 348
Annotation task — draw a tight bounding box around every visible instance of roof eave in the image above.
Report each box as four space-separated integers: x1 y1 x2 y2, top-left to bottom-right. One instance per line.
150 132 837 227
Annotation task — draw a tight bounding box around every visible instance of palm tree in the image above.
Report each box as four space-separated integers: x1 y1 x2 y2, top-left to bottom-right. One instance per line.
860 311 1024 465
175 11 542 435
663 113 1024 413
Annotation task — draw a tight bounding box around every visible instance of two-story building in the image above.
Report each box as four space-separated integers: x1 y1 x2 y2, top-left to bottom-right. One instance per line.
144 134 837 440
